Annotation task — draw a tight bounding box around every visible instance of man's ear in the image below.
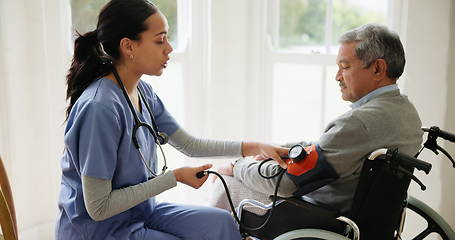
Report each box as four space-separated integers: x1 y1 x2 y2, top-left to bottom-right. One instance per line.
373 59 388 80
119 37 134 59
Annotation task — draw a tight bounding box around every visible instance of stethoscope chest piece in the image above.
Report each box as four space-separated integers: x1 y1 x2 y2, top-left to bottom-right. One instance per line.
156 131 169 145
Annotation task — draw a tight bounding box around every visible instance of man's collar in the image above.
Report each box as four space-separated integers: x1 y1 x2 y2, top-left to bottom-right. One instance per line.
350 84 399 109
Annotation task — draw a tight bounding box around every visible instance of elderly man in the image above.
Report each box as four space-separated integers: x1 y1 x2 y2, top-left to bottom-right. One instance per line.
210 23 423 215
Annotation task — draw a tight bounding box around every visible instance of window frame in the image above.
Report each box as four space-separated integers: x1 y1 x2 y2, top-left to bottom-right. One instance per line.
258 0 403 142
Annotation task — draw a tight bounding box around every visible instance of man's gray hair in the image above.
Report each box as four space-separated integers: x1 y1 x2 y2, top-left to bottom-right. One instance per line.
339 23 405 79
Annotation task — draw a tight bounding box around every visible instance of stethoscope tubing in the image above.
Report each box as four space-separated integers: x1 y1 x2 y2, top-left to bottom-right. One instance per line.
111 67 168 178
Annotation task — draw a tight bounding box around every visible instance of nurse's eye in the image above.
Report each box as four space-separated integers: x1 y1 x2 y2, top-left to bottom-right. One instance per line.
155 36 165 44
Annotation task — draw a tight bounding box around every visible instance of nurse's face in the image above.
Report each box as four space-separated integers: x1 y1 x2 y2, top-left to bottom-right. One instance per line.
130 12 173 76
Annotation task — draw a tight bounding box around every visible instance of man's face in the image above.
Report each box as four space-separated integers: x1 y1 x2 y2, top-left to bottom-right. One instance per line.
335 42 377 102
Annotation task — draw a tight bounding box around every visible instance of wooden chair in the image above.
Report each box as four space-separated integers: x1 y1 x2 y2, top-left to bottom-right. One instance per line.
0 155 17 240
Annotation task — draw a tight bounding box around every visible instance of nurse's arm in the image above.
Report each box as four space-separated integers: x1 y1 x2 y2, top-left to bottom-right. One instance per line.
82 172 176 221
169 128 288 165
168 128 242 157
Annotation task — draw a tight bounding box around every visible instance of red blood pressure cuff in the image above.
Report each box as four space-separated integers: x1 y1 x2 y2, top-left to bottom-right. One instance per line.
285 145 339 196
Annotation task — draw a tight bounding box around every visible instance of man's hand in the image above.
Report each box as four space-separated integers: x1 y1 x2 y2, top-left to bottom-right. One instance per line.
217 162 234 176
210 162 234 183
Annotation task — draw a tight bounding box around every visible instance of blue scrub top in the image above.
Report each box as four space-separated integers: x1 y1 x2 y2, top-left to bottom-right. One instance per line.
56 77 179 240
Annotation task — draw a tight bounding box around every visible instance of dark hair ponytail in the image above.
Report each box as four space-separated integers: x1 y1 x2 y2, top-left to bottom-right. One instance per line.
66 30 110 118
66 0 158 119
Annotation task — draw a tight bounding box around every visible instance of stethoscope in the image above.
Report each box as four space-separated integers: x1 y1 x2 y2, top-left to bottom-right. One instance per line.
111 68 169 178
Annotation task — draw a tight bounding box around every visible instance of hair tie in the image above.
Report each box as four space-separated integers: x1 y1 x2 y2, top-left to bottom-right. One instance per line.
84 29 99 46
92 29 99 40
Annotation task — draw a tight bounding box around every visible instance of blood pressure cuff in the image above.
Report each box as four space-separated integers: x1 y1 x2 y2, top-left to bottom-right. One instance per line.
286 145 339 197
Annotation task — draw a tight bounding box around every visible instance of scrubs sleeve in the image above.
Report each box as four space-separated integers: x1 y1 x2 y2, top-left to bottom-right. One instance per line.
152 94 180 135
140 81 180 136
78 102 121 180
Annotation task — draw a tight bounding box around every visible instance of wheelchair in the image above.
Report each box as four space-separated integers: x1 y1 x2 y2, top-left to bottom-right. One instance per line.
236 126 455 240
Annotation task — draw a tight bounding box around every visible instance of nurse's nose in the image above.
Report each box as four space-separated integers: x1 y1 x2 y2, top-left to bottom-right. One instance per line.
165 41 173 55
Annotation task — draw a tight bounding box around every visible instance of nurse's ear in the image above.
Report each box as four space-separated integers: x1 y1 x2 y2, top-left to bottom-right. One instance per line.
119 37 135 60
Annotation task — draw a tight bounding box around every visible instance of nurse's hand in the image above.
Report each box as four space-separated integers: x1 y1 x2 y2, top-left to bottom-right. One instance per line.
173 164 213 189
242 142 289 168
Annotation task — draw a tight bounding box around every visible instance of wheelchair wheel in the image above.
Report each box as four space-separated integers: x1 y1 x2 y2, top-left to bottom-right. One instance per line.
273 229 351 240
405 196 455 240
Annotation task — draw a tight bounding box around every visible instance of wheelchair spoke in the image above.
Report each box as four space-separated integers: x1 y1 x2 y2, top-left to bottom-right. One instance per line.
412 227 431 240
406 197 454 240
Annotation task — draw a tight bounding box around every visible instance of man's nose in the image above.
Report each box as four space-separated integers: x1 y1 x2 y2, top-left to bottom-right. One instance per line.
335 70 342 81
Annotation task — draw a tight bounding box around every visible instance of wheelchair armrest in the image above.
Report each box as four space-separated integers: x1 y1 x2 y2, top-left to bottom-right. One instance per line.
237 196 341 221
237 199 285 219
272 196 341 216
238 196 349 240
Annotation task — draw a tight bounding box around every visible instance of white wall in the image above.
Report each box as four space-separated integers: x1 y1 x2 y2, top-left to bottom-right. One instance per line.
400 0 455 237
441 0 455 228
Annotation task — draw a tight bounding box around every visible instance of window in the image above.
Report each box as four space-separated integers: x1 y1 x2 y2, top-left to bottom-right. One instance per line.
267 0 389 143
70 0 108 34
276 0 387 53
69 0 179 47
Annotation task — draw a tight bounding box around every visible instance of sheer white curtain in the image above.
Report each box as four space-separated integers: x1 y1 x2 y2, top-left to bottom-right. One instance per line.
0 0 71 239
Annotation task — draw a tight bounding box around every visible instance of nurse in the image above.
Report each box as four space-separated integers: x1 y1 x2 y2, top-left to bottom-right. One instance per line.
55 0 288 239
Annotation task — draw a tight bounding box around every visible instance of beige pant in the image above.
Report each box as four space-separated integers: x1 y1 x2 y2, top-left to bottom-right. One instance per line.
207 175 273 215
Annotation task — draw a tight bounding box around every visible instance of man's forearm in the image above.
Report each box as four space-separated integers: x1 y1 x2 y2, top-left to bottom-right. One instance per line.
232 158 297 197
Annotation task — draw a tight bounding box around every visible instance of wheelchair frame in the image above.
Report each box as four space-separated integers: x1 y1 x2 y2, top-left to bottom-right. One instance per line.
237 126 455 240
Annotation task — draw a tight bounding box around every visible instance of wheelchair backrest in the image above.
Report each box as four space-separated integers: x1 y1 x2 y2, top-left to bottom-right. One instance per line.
347 155 413 240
